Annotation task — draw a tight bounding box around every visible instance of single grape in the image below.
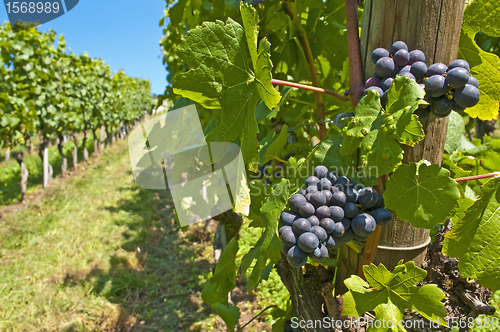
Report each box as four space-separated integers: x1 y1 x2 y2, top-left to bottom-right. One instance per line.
299 189 307 196
330 190 347 207
279 225 293 239
426 63 448 77
431 95 453 117
335 176 350 187
307 215 320 227
365 76 382 88
314 165 328 179
415 107 431 121
315 205 331 220
318 243 328 258
467 76 479 88
318 178 332 191
410 61 427 82
398 65 411 74
287 246 308 267
293 218 311 235
329 206 345 222
371 47 390 64
298 232 319 253
364 86 384 97
351 213 377 237
280 228 298 247
289 194 307 214
344 187 358 203
446 67 469 88
326 171 338 184
340 217 351 230
454 84 480 108
322 190 333 202
309 247 321 259
309 191 327 209
390 41 408 55
380 77 394 91
311 225 328 243
451 100 466 113
399 72 416 81
425 75 448 97
306 185 318 194
305 193 312 202
299 203 315 218
338 228 354 243
408 49 425 64
280 211 299 227
282 244 292 255
448 59 470 73
332 221 346 237
343 202 359 219
306 176 320 187
325 235 339 249
381 90 388 108
358 187 379 208
372 208 393 226
394 49 410 67
373 193 385 209
319 218 335 234
375 57 397 78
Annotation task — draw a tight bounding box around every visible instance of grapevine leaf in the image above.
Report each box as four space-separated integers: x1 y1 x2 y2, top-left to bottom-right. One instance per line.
384 163 460 229
214 303 240 331
263 124 290 164
343 262 447 327
445 111 466 154
458 0 500 121
443 176 500 291
243 179 289 294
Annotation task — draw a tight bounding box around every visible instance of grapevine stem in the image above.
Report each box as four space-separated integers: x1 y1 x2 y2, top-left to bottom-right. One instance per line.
283 2 327 139
454 172 500 183
236 305 277 332
344 0 365 108
271 79 348 101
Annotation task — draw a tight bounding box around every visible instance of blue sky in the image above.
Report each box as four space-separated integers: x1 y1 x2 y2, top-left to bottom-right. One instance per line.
1 0 168 95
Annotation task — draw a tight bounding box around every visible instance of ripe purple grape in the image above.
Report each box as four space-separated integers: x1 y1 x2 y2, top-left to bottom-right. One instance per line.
307 215 320 227
322 190 332 202
340 217 351 230
467 76 479 88
338 228 354 243
372 208 393 226
309 191 327 209
332 221 346 238
279 226 293 239
318 178 332 191
415 107 431 121
306 176 320 187
326 171 338 184
329 206 345 222
399 72 416 81
282 244 292 255
280 211 299 227
299 189 307 196
319 218 335 234
315 205 331 220
446 67 469 88
298 232 319 253
408 50 425 64
330 190 346 207
343 202 359 219
390 41 408 55
371 47 390 64
325 235 339 249
375 57 397 78
398 65 411 74
344 187 358 203
358 187 379 208
373 193 385 209
314 165 328 179
426 63 448 77
311 225 328 243
425 75 448 97
306 185 318 194
380 77 393 91
351 213 376 237
448 59 470 73
410 61 427 82
365 76 382 88
454 84 480 108
451 100 466 113
431 96 453 117
293 218 311 235
280 228 298 247
287 246 308 267
299 203 315 218
289 194 307 214
318 243 328 258
364 86 384 97
394 49 410 67
310 247 321 259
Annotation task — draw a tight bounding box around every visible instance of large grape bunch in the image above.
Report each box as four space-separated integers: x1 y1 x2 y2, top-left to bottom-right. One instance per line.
365 41 480 120
279 166 394 268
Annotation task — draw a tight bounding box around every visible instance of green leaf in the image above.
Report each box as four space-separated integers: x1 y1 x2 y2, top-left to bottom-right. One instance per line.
214 303 240 331
263 124 290 164
384 163 460 229
443 176 500 291
458 0 500 121
445 112 465 154
343 262 447 327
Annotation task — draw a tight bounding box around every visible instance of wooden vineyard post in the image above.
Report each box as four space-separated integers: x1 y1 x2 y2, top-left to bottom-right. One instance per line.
336 0 466 294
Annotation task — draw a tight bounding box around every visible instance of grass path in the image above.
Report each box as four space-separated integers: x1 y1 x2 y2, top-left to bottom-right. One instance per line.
0 140 279 331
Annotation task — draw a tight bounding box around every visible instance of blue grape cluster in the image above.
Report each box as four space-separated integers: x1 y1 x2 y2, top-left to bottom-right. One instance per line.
279 165 394 268
365 41 480 119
